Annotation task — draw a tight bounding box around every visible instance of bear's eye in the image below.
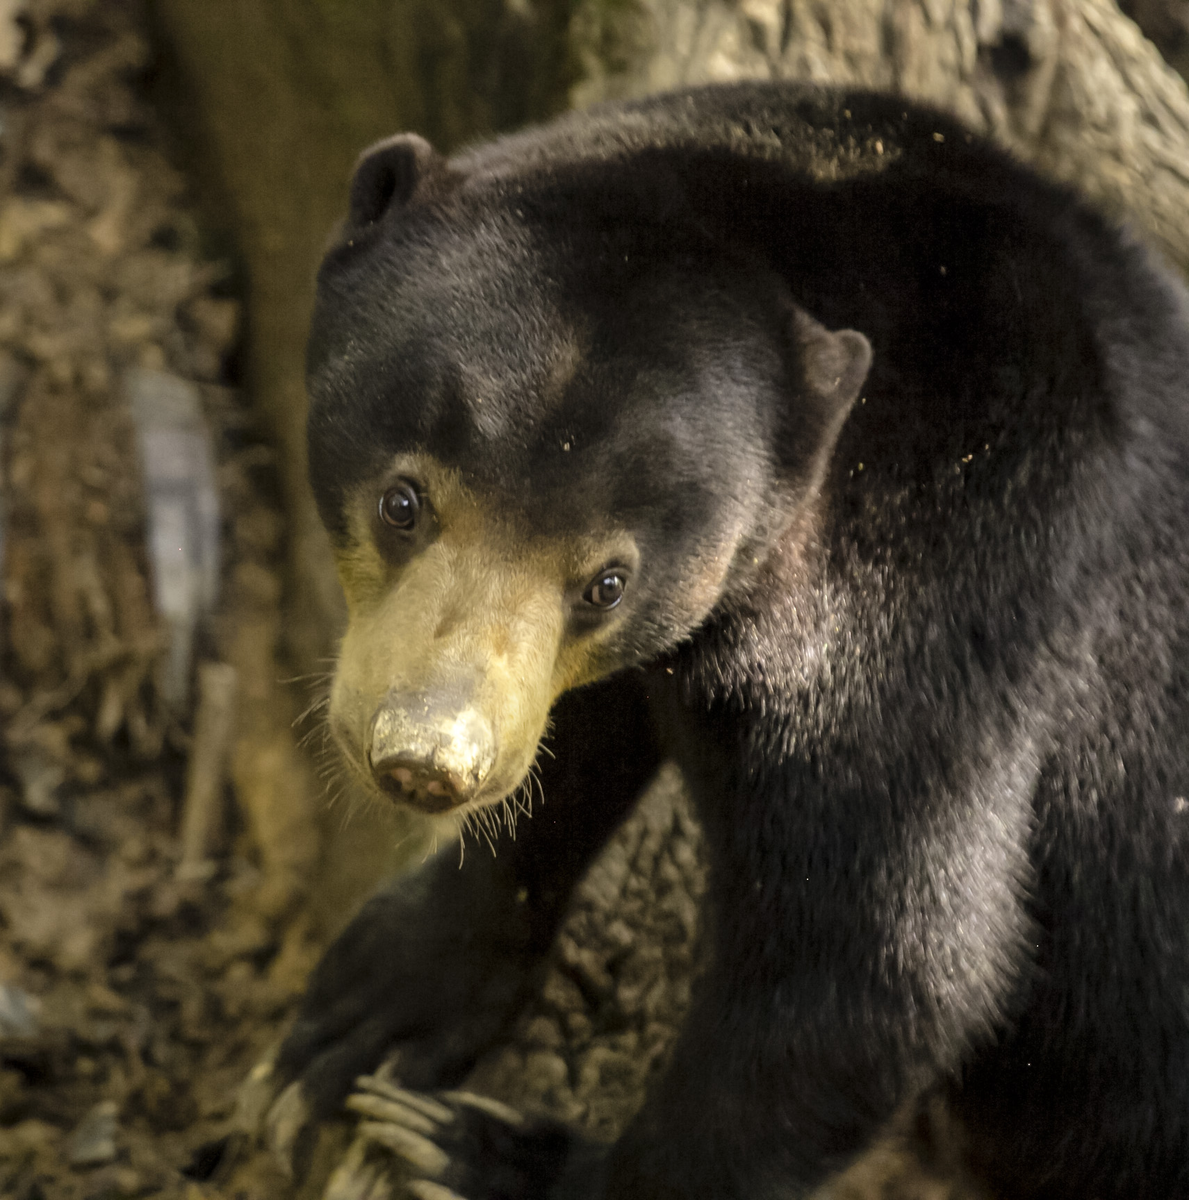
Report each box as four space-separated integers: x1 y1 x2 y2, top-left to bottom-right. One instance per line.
583 570 626 610
378 481 420 531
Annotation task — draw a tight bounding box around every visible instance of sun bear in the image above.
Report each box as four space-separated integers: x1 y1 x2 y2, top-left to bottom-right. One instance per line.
258 83 1189 1198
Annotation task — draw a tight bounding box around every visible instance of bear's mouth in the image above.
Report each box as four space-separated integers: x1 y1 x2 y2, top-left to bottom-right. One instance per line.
373 764 459 813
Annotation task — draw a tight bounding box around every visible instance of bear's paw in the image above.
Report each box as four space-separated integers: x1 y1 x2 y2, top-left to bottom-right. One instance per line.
346 1075 600 1200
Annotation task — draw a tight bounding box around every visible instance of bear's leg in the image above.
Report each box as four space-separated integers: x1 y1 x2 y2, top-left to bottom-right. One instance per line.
951 787 1189 1197
625 791 1033 1193
251 671 661 1173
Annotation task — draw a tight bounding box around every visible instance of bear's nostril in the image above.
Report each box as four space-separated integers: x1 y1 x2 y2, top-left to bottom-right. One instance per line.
372 757 462 813
388 765 415 790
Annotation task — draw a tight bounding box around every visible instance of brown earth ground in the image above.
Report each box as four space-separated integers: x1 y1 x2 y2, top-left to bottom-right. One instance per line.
0 3 302 1194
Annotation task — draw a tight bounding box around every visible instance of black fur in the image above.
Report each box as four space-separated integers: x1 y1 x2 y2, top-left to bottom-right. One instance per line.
286 83 1189 1198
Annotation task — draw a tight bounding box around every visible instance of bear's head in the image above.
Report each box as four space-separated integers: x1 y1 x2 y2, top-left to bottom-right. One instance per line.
307 133 870 817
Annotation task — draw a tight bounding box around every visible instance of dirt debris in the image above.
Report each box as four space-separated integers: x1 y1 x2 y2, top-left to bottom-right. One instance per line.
0 2 299 1196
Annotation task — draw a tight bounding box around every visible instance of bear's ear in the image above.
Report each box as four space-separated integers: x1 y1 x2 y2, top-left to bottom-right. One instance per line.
346 133 445 228
792 307 872 427
782 307 872 487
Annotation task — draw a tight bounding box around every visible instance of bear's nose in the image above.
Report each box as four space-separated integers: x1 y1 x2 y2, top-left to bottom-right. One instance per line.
367 695 496 812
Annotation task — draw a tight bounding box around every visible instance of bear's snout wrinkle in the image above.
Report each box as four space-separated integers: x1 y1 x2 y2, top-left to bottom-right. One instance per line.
367 691 497 812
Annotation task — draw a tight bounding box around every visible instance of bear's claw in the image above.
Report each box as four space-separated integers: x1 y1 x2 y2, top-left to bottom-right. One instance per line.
345 1075 591 1200
405 1182 469 1200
